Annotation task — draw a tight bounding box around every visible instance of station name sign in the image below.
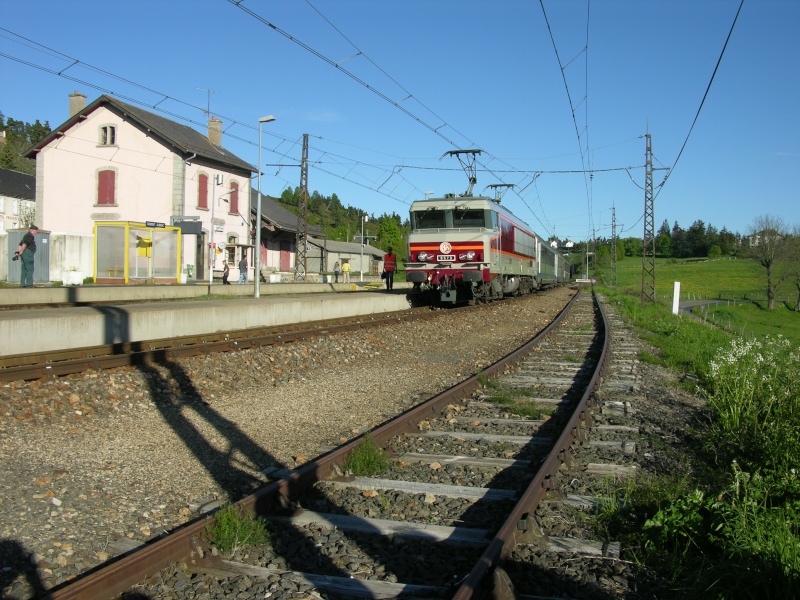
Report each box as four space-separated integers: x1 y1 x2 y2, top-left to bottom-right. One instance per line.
146 221 166 228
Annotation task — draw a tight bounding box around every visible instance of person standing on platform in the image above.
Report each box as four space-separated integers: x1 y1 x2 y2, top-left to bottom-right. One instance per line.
333 261 341 283
15 225 38 288
238 255 248 284
383 247 397 290
342 260 351 283
222 261 231 285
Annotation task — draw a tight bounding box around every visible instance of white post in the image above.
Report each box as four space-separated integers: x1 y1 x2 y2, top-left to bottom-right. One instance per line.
255 115 276 298
360 215 368 282
672 281 681 315
209 176 216 287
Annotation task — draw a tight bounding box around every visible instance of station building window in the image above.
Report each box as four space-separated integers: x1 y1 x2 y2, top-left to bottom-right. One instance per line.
99 125 117 146
97 168 117 205
197 173 208 209
228 181 239 215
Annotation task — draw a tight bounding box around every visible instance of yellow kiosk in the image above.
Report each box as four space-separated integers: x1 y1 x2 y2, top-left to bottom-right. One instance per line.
94 221 182 284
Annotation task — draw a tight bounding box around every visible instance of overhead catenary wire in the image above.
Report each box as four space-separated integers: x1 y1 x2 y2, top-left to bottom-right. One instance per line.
226 0 566 231
655 0 744 199
539 0 593 240
2 1 689 232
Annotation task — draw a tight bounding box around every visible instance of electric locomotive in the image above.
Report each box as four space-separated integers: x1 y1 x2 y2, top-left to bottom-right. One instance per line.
405 150 568 305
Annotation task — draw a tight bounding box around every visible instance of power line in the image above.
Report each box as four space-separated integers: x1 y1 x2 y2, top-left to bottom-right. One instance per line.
655 0 744 199
539 0 593 238
226 0 563 229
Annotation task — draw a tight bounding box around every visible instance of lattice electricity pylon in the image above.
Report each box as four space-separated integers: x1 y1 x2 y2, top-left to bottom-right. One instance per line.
441 149 482 197
295 133 309 281
641 133 656 303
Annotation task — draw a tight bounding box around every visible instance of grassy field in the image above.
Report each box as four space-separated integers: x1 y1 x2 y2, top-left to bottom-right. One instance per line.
604 255 769 301
598 256 800 345
594 275 800 598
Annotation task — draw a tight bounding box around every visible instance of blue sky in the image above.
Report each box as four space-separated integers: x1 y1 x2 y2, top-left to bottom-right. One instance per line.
2 0 798 241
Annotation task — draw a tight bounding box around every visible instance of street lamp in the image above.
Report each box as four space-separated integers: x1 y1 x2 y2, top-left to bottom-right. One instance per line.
209 174 223 289
255 115 276 298
424 191 434 200
360 215 368 282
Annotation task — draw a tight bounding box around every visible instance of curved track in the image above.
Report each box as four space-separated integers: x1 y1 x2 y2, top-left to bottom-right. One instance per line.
45 288 609 599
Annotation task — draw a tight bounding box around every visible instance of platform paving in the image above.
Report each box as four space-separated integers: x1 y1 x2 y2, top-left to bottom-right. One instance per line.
0 285 413 356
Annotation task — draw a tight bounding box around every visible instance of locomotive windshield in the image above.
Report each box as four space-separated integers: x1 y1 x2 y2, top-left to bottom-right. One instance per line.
412 209 447 229
453 209 485 228
411 207 490 230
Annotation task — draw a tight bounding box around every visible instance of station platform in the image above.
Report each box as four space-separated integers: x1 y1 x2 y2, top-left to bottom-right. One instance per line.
0 282 414 356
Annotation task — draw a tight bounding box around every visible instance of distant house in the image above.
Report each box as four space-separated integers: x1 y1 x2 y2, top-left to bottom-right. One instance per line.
550 239 574 252
24 91 302 281
307 237 385 276
251 191 322 275
0 167 36 234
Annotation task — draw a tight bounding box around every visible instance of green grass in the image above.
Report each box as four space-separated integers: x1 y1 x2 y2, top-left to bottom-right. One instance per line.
205 503 269 555
598 255 800 347
594 270 800 598
344 433 390 476
478 376 550 419
608 255 769 302
599 288 731 378
697 301 800 342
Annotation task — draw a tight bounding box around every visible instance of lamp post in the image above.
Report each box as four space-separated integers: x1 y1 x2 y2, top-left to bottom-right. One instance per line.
360 215 368 282
424 190 434 200
255 115 276 299
209 174 223 289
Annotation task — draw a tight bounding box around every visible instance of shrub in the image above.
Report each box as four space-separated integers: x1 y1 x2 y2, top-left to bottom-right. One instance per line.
707 335 800 475
344 433 389 476
205 503 269 554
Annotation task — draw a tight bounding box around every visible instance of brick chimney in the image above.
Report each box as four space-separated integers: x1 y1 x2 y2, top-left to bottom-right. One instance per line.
208 116 223 147
69 90 87 118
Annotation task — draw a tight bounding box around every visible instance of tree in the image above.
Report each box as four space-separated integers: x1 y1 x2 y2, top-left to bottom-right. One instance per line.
686 220 708 257
376 214 404 258
745 214 792 310
784 226 800 312
0 116 51 175
623 237 642 257
671 222 690 258
655 233 672 257
595 244 611 268
717 227 738 256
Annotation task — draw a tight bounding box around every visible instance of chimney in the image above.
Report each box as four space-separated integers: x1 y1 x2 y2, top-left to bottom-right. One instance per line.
69 90 87 118
208 116 223 147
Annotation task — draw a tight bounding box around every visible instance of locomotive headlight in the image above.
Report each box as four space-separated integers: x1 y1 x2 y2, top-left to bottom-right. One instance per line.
459 251 476 261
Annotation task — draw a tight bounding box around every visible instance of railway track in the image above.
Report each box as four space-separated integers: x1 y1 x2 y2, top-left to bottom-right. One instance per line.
41 287 613 599
0 309 433 383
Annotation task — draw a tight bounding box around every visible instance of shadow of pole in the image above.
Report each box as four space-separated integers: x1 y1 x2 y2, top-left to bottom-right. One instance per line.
92 306 131 351
132 356 381 595
0 539 47 599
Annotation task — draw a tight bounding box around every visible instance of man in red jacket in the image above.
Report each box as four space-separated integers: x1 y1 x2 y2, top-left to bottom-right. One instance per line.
383 247 397 290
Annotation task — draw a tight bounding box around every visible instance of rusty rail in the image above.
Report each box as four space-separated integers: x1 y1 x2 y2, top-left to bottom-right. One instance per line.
0 308 433 382
45 290 585 600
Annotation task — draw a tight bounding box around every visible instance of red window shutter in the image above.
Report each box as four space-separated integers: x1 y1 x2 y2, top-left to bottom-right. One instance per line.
230 182 239 214
198 174 208 209
98 170 116 205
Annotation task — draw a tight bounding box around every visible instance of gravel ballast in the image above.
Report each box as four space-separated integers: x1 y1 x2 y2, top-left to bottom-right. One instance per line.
0 288 575 598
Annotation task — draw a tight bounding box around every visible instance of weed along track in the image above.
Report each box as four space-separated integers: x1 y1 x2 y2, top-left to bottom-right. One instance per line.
46 288 623 600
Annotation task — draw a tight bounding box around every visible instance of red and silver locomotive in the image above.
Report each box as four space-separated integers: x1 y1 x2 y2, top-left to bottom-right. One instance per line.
405 150 569 304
